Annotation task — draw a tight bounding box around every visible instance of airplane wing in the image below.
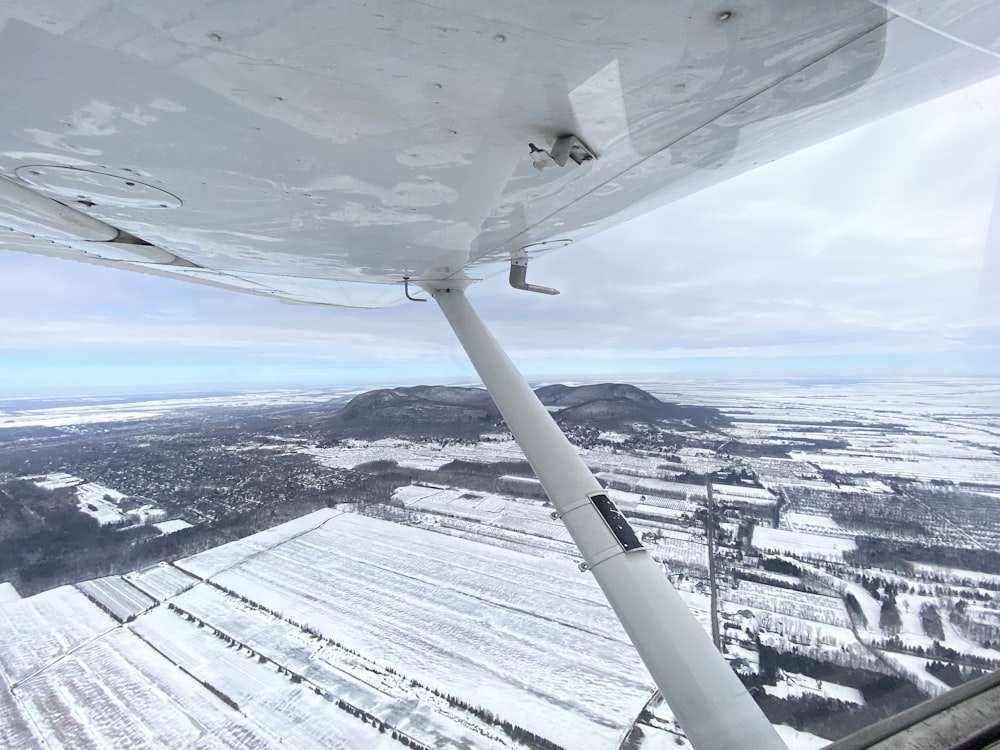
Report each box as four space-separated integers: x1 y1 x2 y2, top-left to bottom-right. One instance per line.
3 1 999 306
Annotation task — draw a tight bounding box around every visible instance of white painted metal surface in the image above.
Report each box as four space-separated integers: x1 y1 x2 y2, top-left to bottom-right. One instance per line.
2 3 1000 304
433 284 787 750
0 173 119 242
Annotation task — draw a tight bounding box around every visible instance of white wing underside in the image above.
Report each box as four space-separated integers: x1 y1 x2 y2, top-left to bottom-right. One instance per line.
1 1 999 307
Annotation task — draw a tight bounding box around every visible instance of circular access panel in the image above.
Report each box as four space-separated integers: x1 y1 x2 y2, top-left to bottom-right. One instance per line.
15 165 182 209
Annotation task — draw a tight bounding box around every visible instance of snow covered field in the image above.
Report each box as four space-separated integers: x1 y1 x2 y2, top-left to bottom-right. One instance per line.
125 563 199 601
394 484 572 543
76 576 155 622
788 448 1000 485
752 527 857 560
784 513 849 535
153 519 194 534
726 581 851 630
0 388 355 429
764 671 864 705
1 511 658 750
179 511 653 749
299 437 527 471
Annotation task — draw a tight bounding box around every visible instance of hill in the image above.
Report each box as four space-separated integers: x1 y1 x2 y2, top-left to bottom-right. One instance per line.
535 383 726 430
322 382 726 439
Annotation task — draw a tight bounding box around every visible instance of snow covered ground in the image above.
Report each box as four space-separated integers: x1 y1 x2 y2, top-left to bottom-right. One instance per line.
0 511 662 750
299 437 527 471
76 576 155 622
125 563 198 601
789 448 1000 485
726 581 851 630
22 474 178 529
0 388 352 429
25 472 80 490
0 509 680 749
75 481 129 525
394 485 572 543
784 512 850 535
153 519 194 535
0 583 20 604
178 511 654 749
752 527 857 560
774 724 830 749
764 671 864 705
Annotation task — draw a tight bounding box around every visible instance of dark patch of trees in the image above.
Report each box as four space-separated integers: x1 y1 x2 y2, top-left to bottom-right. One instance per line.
737 569 815 595
925 660 987 688
749 645 928 740
1 492 331 596
920 604 945 640
880 597 902 636
407 460 537 496
846 538 1000 575
832 509 929 538
845 593 868 629
0 480 75 541
760 557 802 576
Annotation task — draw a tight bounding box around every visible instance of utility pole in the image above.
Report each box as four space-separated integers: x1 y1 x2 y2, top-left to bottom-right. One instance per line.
706 475 721 652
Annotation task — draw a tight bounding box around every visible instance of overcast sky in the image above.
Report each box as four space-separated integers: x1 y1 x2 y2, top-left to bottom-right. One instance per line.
2 75 999 396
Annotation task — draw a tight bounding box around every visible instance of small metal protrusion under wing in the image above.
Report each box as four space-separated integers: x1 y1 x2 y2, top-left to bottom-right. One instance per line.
509 257 559 295
528 135 596 171
403 276 427 302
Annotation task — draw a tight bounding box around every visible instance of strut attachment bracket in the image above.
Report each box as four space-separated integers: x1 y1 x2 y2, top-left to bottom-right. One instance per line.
528 135 596 171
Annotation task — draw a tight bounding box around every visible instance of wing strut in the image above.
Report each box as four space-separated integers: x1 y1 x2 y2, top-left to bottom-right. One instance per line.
430 284 786 750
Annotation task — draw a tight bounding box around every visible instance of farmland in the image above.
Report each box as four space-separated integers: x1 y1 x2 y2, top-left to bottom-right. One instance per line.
1 378 999 748
2 511 653 750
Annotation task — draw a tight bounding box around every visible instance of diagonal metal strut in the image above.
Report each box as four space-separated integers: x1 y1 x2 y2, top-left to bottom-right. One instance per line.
431 285 786 750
